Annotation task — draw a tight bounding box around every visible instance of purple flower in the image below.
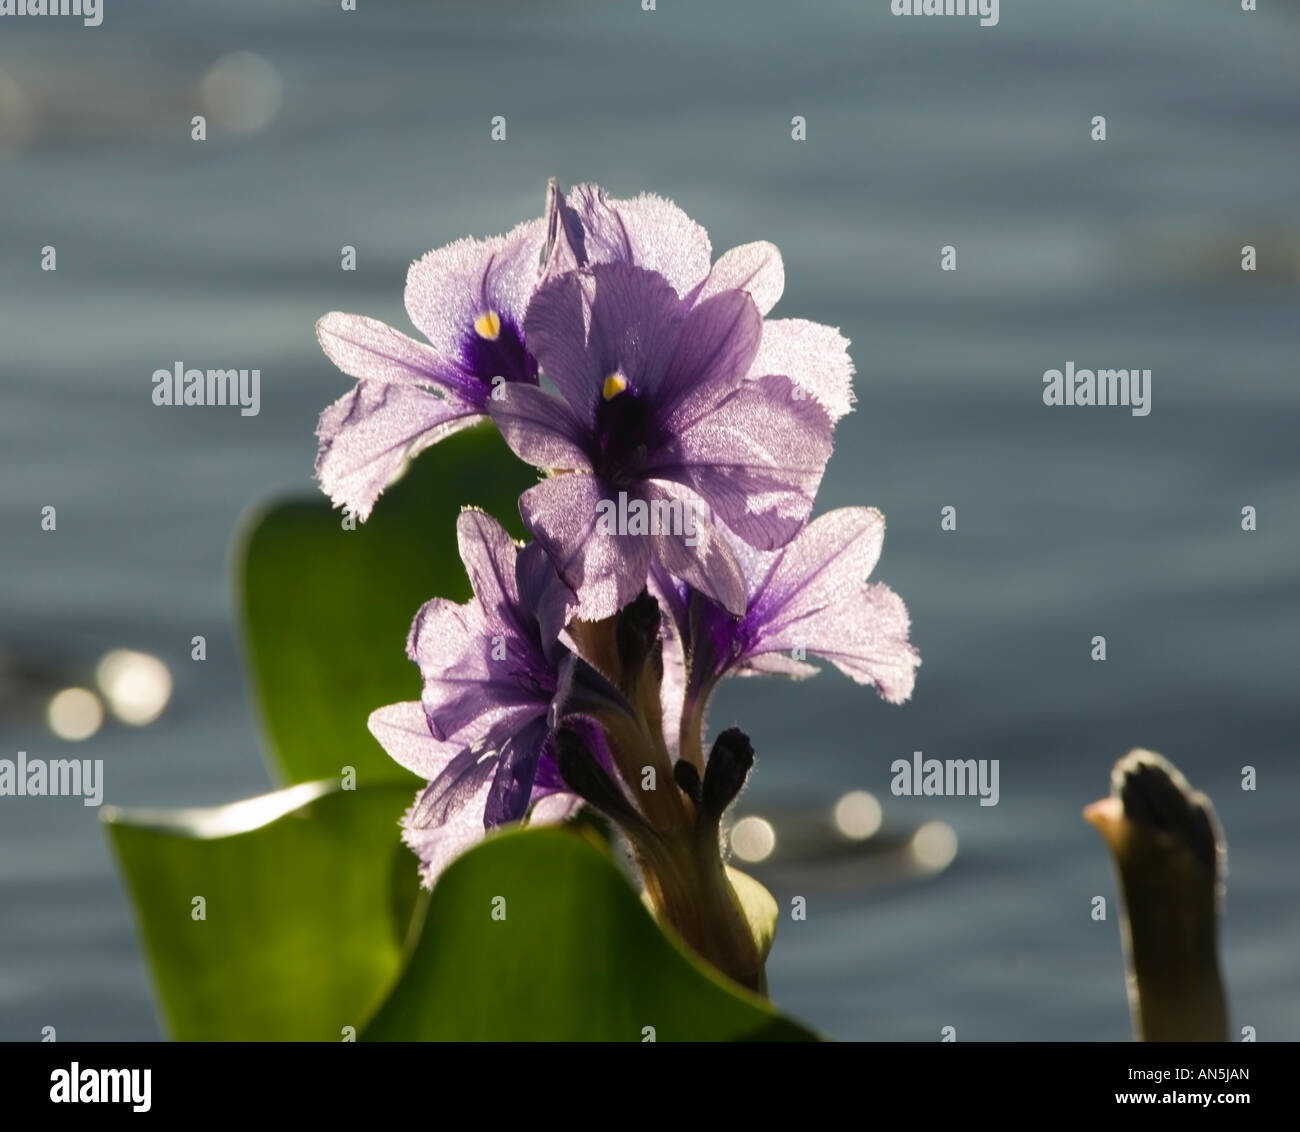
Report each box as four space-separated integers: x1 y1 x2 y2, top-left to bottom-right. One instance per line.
546 182 855 422
489 260 834 622
315 218 545 520
367 508 578 886
652 507 919 762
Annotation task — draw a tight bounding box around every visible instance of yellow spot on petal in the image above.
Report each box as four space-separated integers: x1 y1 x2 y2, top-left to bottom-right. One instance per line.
474 310 501 340
603 372 628 400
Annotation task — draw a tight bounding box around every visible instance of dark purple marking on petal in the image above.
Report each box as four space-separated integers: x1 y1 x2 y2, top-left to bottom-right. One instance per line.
592 387 666 487
484 715 550 828
686 587 750 690
409 747 498 830
459 311 538 395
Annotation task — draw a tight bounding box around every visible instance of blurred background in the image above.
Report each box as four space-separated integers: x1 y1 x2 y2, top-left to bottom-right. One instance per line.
2 0 1298 1040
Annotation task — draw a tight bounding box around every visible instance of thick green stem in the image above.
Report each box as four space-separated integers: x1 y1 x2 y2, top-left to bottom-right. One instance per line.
634 823 764 993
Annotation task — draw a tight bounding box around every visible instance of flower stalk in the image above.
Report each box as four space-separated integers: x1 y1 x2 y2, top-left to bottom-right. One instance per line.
557 604 765 990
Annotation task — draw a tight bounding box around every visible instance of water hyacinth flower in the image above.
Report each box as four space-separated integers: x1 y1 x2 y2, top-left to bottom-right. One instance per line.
367 508 579 884
490 260 835 621
545 181 856 423
326 182 921 993
315 218 545 520
652 507 920 767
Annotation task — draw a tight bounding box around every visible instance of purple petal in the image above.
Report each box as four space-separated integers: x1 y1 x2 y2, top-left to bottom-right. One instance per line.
406 514 563 756
516 542 575 662
656 287 762 431
749 319 855 422
644 480 748 617
689 242 784 316
658 629 687 757
524 263 689 423
454 508 571 678
519 473 651 621
367 701 465 779
541 178 586 281
316 312 480 404
484 714 550 827
646 561 690 744
657 373 833 551
528 792 582 825
404 218 545 361
547 183 712 298
586 263 685 404
407 596 540 743
606 190 713 297
407 596 493 740
647 566 698 759
488 381 592 470
736 507 919 703
735 651 820 680
455 509 521 626
526 728 579 808
314 382 480 521
408 747 498 830
400 758 495 889
521 270 604 416
647 560 689 632
812 581 918 702
526 726 565 795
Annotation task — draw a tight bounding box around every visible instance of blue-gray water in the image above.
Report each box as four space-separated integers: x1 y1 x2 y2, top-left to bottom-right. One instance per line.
2 0 1298 1040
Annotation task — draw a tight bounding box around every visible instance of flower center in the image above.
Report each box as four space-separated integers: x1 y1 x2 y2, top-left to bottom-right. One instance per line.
592 376 659 487
462 309 537 392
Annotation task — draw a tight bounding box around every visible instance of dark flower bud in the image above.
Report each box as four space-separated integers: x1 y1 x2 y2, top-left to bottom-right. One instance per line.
555 724 643 830
673 759 703 807
615 590 662 681
549 654 635 727
701 727 755 820
1113 750 1222 884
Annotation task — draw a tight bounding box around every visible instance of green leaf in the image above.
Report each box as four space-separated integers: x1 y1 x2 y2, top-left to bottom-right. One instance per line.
236 424 535 785
364 827 818 1041
105 781 421 1041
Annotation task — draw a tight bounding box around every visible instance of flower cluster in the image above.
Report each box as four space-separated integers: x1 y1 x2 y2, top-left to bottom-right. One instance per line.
315 182 919 987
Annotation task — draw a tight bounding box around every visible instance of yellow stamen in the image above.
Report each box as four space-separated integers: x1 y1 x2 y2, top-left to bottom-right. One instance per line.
474 310 501 341
603 372 628 400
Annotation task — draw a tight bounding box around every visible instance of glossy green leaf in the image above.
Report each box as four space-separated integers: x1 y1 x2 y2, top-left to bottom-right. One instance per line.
105 781 420 1041
236 424 535 785
364 826 819 1041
